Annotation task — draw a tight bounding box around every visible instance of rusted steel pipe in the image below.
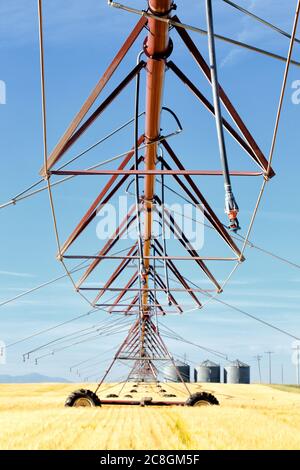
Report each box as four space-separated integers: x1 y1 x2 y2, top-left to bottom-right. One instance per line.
52 169 263 176
142 0 172 317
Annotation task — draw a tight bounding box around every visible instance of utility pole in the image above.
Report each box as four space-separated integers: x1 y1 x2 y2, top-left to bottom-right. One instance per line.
292 345 300 386
265 351 274 384
254 355 262 384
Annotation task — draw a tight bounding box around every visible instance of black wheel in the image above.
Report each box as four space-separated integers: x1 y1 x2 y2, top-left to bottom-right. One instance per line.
185 392 219 407
65 389 101 407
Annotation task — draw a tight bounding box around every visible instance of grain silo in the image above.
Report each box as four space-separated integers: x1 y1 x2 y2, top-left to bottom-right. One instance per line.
224 359 250 384
194 360 221 383
163 361 190 382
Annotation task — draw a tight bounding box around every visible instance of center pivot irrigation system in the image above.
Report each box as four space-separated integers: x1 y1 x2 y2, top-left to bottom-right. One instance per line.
33 0 299 407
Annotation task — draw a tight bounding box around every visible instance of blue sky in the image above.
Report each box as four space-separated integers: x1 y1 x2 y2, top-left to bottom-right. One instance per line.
0 0 300 384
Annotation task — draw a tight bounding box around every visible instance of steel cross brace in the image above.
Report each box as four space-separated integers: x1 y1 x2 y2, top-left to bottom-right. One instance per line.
76 206 137 287
154 199 222 292
40 17 147 175
91 243 138 306
160 141 244 259
172 15 274 178
167 61 270 171
59 141 144 256
153 240 202 308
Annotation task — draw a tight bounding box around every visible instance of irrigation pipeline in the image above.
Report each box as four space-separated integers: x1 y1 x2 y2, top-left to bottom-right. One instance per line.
2 1 300 384
2 175 298 313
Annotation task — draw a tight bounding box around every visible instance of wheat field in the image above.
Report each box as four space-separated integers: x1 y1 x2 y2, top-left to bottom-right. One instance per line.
0 382 300 450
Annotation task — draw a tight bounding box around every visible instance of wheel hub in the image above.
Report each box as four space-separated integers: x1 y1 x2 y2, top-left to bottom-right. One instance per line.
73 397 93 407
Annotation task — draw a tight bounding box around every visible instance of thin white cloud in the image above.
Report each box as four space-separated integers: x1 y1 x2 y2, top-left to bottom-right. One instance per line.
221 289 300 300
220 0 296 68
221 49 243 68
82 281 105 288
0 299 45 308
221 299 300 310
0 287 28 292
187 277 260 286
0 0 129 48
0 270 34 278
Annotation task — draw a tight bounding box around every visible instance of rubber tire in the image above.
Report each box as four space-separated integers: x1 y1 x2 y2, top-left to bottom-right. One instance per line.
65 389 101 407
185 392 219 407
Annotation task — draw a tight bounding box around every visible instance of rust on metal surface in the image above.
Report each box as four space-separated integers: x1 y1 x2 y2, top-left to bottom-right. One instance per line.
52 169 263 176
142 0 173 319
173 15 275 178
39 0 278 398
40 17 147 175
58 139 144 256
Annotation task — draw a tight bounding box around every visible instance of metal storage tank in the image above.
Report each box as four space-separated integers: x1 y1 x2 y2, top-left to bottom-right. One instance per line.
163 361 190 382
224 359 250 384
194 360 221 383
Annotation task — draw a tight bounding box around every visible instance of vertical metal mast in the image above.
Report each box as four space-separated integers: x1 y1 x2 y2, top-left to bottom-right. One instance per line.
141 1 172 343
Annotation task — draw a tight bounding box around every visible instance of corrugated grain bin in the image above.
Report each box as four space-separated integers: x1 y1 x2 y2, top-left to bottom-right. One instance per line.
195 360 221 383
163 361 190 382
224 359 250 384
